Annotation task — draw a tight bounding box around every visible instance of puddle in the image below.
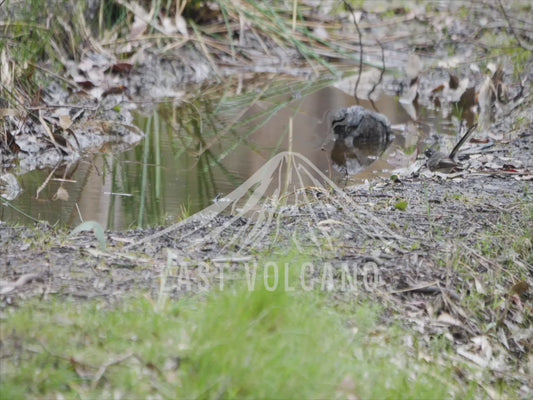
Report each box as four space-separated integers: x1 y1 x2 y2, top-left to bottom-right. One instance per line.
1 77 460 230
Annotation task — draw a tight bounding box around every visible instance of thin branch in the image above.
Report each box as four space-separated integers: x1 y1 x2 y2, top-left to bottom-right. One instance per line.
367 38 385 111
35 163 60 199
342 0 363 104
91 352 135 389
1 199 43 223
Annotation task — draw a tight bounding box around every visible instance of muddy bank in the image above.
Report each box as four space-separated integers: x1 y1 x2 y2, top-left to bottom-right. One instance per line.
0 171 529 303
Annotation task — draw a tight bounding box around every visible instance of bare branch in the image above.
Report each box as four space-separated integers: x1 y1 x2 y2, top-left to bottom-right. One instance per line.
367 38 385 111
342 0 363 105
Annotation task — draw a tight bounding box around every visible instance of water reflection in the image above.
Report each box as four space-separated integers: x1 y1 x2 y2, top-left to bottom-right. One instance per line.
329 105 393 175
1 76 455 229
331 134 393 175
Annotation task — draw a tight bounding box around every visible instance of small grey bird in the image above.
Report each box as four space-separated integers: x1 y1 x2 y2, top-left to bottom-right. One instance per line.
330 105 392 144
425 124 477 173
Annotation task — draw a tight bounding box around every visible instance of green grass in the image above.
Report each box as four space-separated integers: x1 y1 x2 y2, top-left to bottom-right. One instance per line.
0 251 473 399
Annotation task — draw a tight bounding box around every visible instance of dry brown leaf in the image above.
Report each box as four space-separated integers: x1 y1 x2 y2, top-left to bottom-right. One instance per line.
59 115 73 130
449 74 459 89
456 347 488 368
102 86 128 97
471 335 493 361
53 187 70 201
405 53 422 81
510 281 529 296
431 84 445 94
437 312 461 326
76 81 96 89
110 63 133 74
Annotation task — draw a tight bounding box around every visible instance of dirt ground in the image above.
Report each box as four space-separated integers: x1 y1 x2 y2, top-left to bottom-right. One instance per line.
1 167 531 303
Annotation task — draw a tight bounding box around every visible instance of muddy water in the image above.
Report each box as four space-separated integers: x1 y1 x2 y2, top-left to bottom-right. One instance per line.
1 77 458 230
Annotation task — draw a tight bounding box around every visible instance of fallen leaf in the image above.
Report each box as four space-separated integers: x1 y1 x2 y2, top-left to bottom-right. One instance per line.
175 14 189 37
449 74 459 89
510 281 529 296
111 63 133 74
437 312 462 326
474 278 485 295
457 347 488 368
103 86 128 97
471 335 492 361
432 84 445 94
53 187 70 201
405 53 422 81
76 81 96 89
59 115 72 130
458 87 476 110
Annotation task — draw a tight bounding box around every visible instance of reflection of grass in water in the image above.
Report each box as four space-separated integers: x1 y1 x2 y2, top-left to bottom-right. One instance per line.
201 76 336 160
137 117 151 228
128 151 404 257
123 77 339 227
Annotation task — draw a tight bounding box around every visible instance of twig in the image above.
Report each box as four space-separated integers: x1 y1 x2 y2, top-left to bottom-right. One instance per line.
342 0 363 104
91 352 135 389
367 38 385 111
389 281 439 294
36 163 60 199
1 199 43 223
75 202 84 223
27 62 78 89
0 273 44 294
37 110 59 148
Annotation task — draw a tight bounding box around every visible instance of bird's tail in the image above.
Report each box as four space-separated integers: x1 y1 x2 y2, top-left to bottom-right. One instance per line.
449 123 477 159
